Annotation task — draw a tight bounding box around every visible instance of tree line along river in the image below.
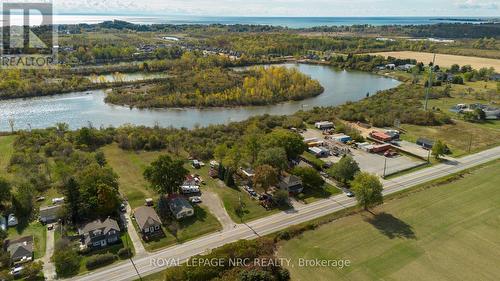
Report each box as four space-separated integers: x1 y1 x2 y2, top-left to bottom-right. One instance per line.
0 63 400 132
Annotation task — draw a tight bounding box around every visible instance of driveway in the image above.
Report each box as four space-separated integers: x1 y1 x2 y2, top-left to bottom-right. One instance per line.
121 204 147 257
201 191 235 230
41 224 56 280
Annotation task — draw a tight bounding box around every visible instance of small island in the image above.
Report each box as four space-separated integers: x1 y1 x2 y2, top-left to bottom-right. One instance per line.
104 66 324 108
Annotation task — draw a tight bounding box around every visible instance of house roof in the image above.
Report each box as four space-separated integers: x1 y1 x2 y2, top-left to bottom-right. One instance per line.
80 218 120 235
40 205 62 218
281 175 302 186
5 236 33 260
168 197 194 216
134 206 162 230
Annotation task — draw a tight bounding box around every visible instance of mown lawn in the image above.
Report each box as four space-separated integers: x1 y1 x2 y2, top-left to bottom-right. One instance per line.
133 204 221 252
278 160 500 281
296 182 341 204
401 120 500 157
7 222 47 259
0 135 15 179
102 144 161 208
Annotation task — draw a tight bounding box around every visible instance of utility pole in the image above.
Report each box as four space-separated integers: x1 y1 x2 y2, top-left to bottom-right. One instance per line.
424 54 436 111
383 157 387 178
468 134 473 153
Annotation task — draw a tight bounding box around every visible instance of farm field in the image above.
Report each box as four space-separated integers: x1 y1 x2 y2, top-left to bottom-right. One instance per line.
401 120 500 157
370 51 500 70
278 160 500 281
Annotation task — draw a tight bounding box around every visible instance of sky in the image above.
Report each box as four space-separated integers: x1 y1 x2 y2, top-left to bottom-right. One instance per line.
12 0 500 17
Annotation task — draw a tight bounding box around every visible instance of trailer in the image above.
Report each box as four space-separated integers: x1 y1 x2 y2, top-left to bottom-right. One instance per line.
370 143 392 153
315 121 335 130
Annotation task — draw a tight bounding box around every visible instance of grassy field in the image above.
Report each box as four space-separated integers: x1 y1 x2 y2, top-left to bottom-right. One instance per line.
7 222 47 259
102 144 161 208
277 160 500 281
370 51 500 70
401 120 500 157
0 135 15 179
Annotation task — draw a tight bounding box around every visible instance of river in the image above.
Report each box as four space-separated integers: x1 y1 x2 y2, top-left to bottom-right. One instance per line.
0 63 400 131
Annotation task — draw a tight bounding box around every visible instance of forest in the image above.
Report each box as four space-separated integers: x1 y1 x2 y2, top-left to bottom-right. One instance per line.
105 65 323 108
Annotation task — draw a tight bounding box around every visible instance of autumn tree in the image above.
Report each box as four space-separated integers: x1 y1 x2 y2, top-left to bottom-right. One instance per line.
253 165 279 193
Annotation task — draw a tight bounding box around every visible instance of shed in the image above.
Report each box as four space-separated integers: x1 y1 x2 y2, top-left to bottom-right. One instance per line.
309 146 329 158
39 205 62 224
332 134 352 143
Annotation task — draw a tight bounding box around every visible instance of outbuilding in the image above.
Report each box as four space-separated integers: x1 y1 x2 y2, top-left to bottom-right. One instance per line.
416 138 434 149
315 121 335 130
309 146 329 158
39 205 62 224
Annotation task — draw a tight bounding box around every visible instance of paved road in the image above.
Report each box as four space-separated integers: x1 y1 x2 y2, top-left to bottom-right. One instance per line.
69 146 500 281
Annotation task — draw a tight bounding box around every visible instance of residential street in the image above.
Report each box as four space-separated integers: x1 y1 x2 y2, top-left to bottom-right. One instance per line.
68 145 500 281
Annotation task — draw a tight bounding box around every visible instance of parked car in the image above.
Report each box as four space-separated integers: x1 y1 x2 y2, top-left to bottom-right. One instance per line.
7 214 18 226
47 224 54 230
346 191 355 197
119 203 127 212
189 196 202 204
36 196 45 202
10 265 23 276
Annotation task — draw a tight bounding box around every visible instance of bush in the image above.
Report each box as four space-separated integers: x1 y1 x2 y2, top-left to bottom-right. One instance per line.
53 241 80 278
118 247 132 259
85 253 117 270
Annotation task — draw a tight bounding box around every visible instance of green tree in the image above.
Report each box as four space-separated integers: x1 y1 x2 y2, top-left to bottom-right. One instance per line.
0 177 11 210
432 140 448 160
351 172 383 211
53 239 80 277
243 124 263 165
328 155 360 184
144 155 188 195
265 129 306 160
22 261 43 281
291 166 324 189
253 165 279 193
274 189 290 206
94 150 107 167
77 164 120 219
256 147 288 171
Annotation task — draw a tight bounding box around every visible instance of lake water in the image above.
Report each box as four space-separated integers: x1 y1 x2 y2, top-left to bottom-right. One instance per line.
4 15 492 28
0 63 400 131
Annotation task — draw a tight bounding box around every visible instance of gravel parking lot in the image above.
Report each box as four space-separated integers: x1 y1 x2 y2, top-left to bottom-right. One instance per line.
302 128 426 177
